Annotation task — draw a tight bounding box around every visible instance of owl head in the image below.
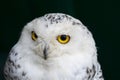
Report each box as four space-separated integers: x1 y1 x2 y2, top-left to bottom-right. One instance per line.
17 13 96 60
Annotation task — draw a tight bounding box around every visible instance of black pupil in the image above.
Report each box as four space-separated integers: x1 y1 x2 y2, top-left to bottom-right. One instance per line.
60 35 67 41
34 33 38 38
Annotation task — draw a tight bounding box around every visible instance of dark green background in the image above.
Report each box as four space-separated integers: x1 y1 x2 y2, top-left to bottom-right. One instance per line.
0 0 120 80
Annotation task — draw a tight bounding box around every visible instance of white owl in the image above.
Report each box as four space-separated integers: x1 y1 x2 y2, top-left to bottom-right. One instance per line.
4 13 104 80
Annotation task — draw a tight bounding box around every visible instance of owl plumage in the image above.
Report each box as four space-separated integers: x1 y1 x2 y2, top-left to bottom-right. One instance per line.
4 13 104 80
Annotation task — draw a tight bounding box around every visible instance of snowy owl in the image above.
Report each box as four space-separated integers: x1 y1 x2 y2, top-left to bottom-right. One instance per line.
4 13 104 80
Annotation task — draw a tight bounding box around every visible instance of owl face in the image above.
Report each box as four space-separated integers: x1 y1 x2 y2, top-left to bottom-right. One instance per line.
18 13 96 60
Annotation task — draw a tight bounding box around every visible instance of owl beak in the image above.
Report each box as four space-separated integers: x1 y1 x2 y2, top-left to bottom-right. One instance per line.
43 47 47 60
43 44 49 60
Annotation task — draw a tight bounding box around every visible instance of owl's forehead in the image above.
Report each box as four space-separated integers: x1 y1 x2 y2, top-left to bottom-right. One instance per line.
34 13 83 30
26 13 86 35
43 13 82 25
34 20 75 36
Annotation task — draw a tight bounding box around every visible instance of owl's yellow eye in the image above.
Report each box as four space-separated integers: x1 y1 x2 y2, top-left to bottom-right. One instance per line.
57 35 70 44
31 31 38 41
